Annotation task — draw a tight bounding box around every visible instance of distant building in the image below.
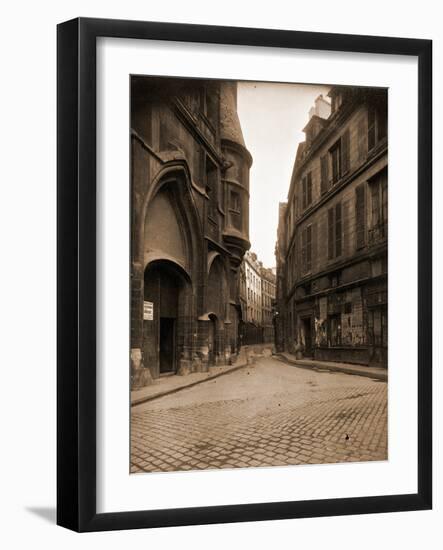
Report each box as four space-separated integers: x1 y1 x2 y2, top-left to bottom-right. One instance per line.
243 251 263 325
261 266 277 343
131 77 252 387
274 201 287 352
239 250 276 345
276 87 387 367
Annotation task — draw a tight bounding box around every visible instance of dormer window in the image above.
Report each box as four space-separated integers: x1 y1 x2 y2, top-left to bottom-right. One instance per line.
331 92 343 114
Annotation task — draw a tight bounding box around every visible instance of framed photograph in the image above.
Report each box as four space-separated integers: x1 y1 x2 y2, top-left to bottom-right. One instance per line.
57 17 432 532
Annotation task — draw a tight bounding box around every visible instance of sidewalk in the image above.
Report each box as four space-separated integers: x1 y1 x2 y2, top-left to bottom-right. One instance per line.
278 352 387 381
131 347 251 407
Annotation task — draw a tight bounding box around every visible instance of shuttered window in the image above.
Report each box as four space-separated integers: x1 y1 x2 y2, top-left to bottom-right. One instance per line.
328 203 342 259
378 103 387 140
306 224 312 272
301 230 306 272
307 172 312 205
341 129 350 175
330 141 341 184
320 155 328 194
328 208 334 259
357 116 366 163
301 224 313 273
335 202 342 257
302 172 313 209
368 106 376 151
355 184 366 249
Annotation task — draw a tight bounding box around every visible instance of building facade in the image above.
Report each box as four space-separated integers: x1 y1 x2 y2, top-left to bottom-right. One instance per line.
274 201 288 352
261 267 277 343
277 87 387 367
239 251 276 345
130 77 252 388
243 251 263 325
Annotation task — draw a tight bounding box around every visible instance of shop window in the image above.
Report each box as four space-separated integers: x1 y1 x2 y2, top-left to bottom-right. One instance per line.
328 314 342 346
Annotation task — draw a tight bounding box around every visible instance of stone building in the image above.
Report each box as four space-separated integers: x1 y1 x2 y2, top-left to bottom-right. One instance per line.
130 77 252 388
274 201 288 352
242 251 263 324
277 87 387 367
261 267 277 343
239 250 276 345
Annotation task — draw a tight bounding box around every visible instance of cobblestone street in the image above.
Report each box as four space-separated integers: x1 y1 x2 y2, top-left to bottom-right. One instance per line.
131 356 387 473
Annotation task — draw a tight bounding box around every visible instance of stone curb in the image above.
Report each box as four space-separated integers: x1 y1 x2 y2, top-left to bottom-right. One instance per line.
131 360 250 407
277 353 388 381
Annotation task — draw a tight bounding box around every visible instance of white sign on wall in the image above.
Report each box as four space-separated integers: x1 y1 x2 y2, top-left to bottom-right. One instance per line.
143 301 153 320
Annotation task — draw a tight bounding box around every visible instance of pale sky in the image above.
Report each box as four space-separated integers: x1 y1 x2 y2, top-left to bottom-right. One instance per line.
237 81 330 268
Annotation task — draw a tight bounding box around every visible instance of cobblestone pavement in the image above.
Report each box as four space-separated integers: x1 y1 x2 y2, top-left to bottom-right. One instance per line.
131 356 387 473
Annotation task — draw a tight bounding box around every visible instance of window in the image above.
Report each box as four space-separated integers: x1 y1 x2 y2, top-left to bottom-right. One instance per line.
320 154 329 194
330 140 341 184
306 224 312 272
355 183 366 249
229 189 241 230
368 106 376 151
328 202 342 259
302 172 313 209
328 314 342 346
357 116 367 163
368 99 387 152
328 208 334 260
335 203 342 257
301 224 312 273
341 129 350 175
368 169 388 243
229 190 240 212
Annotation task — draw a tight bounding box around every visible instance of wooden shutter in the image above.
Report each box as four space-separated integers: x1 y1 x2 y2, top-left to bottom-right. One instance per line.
311 222 317 273
357 116 366 163
328 208 334 259
335 202 342 257
306 225 312 272
368 106 376 151
301 230 307 273
341 129 350 175
307 172 312 206
355 184 366 249
320 155 328 194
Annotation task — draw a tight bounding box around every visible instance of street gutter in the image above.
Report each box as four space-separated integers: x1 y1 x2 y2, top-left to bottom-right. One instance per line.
277 353 388 382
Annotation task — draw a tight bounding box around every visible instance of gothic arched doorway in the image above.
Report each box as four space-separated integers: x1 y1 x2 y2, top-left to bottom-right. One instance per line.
143 260 190 377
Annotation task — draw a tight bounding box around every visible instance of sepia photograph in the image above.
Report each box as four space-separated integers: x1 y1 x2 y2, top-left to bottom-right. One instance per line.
129 75 388 474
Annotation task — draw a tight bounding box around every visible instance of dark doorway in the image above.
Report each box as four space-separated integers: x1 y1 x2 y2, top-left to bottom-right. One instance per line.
302 317 312 357
159 317 175 374
144 260 188 378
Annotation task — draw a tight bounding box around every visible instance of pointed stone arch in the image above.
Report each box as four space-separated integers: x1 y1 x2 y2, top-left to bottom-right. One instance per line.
138 161 204 278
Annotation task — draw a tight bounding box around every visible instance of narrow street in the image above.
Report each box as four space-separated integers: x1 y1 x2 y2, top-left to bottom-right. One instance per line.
131 356 387 473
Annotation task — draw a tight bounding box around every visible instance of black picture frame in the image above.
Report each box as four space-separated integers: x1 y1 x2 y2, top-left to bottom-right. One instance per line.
57 17 432 532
